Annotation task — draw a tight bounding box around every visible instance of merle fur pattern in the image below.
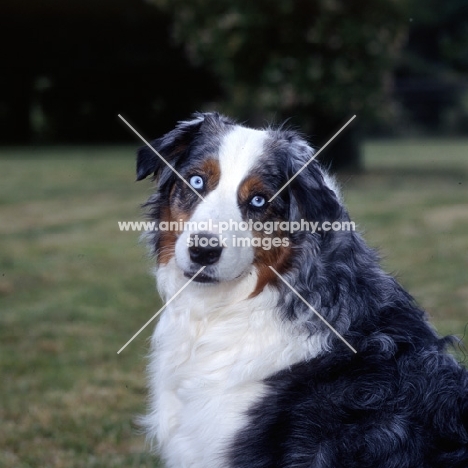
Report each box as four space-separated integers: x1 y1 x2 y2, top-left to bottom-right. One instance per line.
230 124 468 467
138 113 468 467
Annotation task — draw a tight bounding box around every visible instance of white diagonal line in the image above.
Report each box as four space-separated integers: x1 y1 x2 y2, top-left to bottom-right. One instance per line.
118 114 205 202
117 266 206 354
269 266 357 353
268 115 356 202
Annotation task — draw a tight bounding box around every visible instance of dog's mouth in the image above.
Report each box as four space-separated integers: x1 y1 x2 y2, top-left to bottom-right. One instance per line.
183 270 219 284
183 268 247 284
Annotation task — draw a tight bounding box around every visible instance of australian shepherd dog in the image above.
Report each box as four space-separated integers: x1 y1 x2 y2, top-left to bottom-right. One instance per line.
136 112 468 467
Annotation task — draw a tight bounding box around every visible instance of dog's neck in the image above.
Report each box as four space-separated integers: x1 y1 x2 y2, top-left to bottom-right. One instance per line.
155 259 263 316
145 255 326 468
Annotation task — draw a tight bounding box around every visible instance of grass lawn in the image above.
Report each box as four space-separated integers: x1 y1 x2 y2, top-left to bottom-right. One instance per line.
1 140 467 467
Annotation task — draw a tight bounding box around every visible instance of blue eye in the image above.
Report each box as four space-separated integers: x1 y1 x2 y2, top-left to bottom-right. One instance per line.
189 175 204 190
250 195 266 208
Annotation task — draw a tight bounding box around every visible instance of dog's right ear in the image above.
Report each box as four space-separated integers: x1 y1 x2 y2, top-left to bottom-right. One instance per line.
136 114 206 181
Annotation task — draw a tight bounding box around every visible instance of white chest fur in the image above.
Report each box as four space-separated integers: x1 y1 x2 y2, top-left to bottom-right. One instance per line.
143 265 324 468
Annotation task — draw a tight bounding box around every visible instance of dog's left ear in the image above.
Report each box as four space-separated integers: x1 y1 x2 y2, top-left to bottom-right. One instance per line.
291 166 343 223
136 113 206 181
286 141 344 223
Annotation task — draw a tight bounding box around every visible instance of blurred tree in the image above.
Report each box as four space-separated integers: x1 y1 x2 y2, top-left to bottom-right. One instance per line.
0 0 220 144
395 0 468 134
150 0 408 170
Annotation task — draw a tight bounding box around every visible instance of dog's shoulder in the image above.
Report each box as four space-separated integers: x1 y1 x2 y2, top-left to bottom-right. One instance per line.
229 323 468 468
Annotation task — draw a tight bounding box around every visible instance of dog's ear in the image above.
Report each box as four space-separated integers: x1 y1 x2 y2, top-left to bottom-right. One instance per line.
290 165 343 223
136 113 207 181
284 137 343 224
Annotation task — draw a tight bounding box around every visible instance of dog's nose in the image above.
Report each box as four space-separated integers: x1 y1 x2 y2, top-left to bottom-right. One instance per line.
189 233 223 266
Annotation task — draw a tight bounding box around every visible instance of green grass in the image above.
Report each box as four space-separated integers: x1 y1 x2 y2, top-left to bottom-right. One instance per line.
1 141 467 467
0 147 161 467
347 140 468 336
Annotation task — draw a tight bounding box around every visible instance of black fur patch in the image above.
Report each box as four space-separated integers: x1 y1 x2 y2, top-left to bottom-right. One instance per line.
227 130 468 467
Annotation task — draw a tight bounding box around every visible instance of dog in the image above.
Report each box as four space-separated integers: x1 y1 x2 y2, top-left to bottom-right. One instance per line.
136 112 468 467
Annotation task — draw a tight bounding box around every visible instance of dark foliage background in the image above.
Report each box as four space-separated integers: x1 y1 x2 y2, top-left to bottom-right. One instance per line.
1 0 467 168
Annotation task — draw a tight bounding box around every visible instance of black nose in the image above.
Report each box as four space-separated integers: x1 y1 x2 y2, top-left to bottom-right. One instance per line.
188 233 223 266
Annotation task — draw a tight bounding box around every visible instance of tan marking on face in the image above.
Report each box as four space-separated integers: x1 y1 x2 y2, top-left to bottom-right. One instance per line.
158 205 190 265
199 158 221 192
238 176 266 204
239 175 292 296
250 231 292 297
158 159 220 264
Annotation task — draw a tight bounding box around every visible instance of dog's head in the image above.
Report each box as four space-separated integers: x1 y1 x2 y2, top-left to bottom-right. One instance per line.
137 112 347 293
